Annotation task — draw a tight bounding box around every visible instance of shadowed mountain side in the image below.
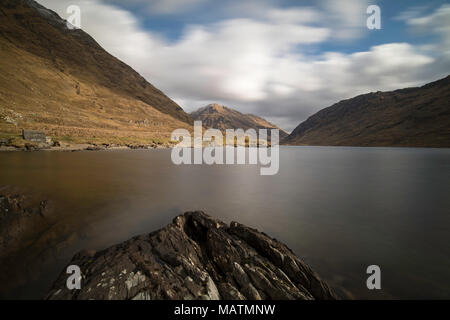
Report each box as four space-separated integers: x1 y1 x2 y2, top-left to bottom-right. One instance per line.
283 76 450 148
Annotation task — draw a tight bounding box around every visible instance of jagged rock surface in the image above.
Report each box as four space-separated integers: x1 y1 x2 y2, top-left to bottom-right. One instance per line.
46 211 336 300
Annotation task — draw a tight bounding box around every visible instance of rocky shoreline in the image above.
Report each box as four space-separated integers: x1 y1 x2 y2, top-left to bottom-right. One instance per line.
0 129 175 152
46 211 336 300
0 141 173 152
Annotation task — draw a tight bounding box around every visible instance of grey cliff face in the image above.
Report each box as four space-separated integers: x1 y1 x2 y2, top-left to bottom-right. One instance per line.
46 211 336 300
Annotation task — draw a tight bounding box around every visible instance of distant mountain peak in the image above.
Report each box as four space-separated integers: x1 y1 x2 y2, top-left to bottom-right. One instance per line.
208 103 224 110
197 103 228 113
191 103 289 140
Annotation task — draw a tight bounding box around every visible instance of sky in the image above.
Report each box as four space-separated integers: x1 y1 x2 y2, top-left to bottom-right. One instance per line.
38 0 450 132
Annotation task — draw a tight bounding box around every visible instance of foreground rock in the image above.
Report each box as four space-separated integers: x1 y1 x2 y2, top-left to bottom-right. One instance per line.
47 211 336 300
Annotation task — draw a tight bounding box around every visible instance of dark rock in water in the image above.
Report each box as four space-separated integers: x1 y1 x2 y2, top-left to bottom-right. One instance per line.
0 187 50 257
22 129 46 143
0 138 9 146
46 211 336 300
85 145 104 151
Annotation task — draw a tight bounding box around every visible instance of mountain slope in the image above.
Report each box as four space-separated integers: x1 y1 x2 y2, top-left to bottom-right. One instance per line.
191 104 288 140
283 76 450 148
0 0 192 146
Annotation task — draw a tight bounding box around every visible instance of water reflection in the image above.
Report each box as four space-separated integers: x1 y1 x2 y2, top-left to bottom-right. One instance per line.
0 147 449 299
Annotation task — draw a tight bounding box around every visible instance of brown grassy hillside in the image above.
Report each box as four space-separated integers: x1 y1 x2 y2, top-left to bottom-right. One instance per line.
0 0 193 146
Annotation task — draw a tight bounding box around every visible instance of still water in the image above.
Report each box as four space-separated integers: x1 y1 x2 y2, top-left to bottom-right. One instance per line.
0 147 449 299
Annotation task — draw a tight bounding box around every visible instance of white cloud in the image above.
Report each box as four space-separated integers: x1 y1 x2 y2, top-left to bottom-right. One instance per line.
407 4 450 54
267 7 322 24
149 0 206 14
38 0 449 131
103 0 206 15
320 0 370 40
39 0 163 56
144 18 330 103
394 5 429 22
